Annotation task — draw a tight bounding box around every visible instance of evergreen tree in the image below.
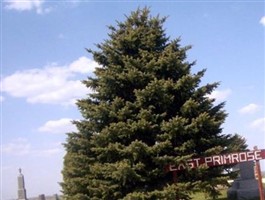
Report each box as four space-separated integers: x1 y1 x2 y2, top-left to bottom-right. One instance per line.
62 8 246 200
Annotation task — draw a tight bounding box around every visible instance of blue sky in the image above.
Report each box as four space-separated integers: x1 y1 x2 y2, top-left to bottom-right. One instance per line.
1 1 264 199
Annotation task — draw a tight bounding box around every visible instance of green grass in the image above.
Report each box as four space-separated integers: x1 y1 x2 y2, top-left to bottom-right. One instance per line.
191 185 265 200
191 189 227 200
190 181 265 200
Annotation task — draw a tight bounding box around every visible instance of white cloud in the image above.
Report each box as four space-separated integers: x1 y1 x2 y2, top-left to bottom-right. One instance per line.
58 33 67 39
34 146 64 157
260 16 265 26
1 138 64 157
207 89 232 102
4 0 51 14
250 118 265 132
1 138 31 156
34 141 65 157
238 103 260 114
69 56 99 74
1 56 99 105
38 118 77 134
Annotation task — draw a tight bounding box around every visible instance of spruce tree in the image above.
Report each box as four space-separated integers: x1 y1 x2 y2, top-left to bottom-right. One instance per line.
62 8 246 200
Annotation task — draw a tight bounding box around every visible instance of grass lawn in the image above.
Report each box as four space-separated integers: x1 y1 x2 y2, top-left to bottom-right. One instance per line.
191 189 227 200
189 177 265 200
191 182 265 200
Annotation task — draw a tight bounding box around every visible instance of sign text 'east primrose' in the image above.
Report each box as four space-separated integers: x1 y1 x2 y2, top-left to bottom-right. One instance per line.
167 149 265 172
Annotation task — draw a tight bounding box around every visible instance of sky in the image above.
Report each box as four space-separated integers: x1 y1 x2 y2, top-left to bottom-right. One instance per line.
0 1 264 199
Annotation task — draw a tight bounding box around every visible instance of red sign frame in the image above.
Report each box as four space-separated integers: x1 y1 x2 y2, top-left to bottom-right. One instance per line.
166 149 265 172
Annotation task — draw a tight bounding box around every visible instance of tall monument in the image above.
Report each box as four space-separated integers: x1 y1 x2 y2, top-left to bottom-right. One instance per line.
17 168 28 200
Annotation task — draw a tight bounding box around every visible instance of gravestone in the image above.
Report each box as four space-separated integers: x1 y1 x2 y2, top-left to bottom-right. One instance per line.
227 161 264 200
18 168 28 200
53 194 59 200
38 194 46 200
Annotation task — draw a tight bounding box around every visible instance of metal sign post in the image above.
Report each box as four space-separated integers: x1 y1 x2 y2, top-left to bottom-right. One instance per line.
172 171 179 200
254 146 264 200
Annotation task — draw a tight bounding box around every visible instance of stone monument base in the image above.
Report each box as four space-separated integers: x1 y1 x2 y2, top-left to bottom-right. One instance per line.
227 161 265 200
227 179 260 200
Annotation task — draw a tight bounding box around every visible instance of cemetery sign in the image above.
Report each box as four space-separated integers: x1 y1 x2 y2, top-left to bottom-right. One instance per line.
166 149 265 172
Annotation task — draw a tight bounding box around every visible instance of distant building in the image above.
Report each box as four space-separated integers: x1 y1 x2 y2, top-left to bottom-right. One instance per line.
17 169 62 200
